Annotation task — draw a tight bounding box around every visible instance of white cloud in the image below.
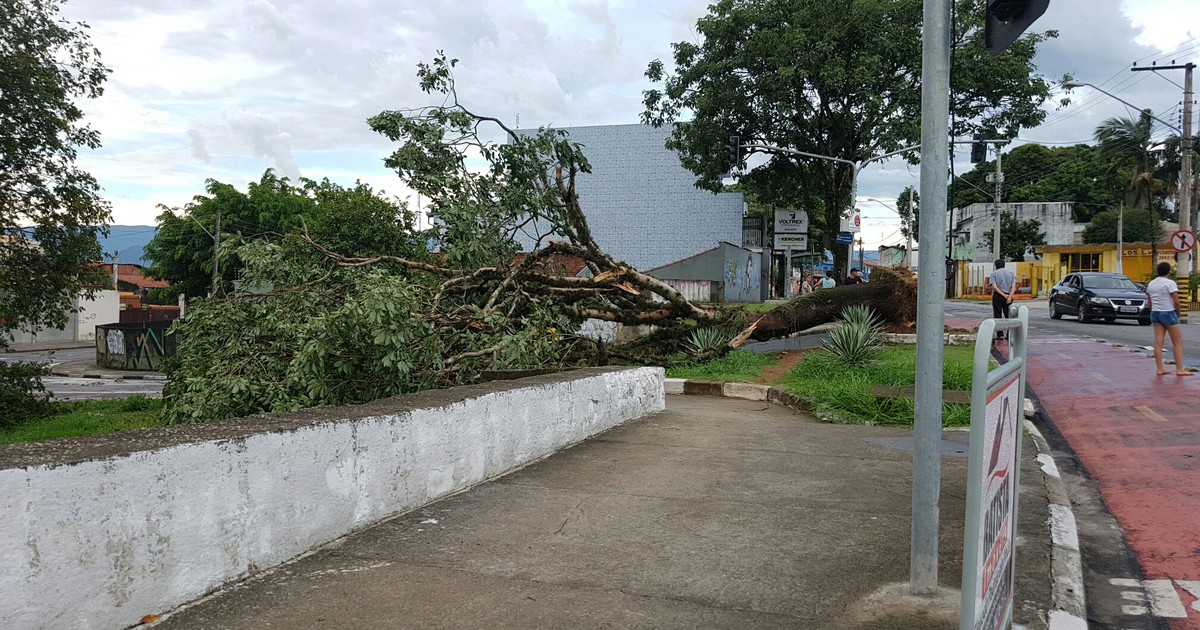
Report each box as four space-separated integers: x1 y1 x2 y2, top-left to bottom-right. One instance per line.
54 0 1196 246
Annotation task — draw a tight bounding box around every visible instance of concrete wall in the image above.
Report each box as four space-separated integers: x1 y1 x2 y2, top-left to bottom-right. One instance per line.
77 290 120 341
0 367 664 630
7 290 119 345
955 202 1075 262
512 124 744 271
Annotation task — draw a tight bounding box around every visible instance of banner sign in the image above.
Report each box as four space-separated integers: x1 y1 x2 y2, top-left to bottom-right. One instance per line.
774 210 809 234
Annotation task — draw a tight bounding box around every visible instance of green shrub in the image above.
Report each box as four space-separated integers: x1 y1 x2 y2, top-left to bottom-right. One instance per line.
684 326 736 354
823 307 883 366
0 361 53 429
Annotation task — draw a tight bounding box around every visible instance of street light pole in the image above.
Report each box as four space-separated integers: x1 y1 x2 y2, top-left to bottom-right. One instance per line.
912 0 951 596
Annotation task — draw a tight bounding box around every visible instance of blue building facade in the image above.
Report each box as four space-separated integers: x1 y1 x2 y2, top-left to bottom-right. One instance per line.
515 124 744 271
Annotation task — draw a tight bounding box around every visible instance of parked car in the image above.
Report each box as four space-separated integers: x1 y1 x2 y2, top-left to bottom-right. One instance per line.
1048 272 1150 325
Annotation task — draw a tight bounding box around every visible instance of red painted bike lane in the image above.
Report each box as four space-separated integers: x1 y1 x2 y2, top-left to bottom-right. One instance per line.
1025 333 1200 628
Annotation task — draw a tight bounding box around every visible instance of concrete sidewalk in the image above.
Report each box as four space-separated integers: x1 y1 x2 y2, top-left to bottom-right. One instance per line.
156 394 1054 629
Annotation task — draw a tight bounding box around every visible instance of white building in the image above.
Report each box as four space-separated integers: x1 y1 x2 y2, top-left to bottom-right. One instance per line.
952 201 1075 262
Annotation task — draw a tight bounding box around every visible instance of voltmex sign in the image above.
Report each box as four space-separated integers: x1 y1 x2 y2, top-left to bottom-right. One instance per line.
774 210 808 234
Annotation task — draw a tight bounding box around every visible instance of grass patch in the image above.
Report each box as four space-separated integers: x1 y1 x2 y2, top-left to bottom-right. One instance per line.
781 345 975 427
0 397 165 445
666 350 776 382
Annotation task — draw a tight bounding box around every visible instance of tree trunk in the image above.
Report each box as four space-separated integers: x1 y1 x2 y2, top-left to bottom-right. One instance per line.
748 267 917 340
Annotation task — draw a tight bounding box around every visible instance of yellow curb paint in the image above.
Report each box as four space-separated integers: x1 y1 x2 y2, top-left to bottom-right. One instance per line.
1136 406 1168 423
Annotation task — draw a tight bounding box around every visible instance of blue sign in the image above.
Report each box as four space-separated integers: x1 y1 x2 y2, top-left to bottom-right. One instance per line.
835 231 854 245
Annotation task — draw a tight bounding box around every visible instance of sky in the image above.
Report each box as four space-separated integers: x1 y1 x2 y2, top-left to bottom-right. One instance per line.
57 0 1200 251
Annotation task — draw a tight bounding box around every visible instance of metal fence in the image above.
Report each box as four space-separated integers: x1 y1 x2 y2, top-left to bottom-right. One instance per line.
95 321 177 371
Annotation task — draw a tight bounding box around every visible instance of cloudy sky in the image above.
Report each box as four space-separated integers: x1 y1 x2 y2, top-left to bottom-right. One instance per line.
60 0 1200 250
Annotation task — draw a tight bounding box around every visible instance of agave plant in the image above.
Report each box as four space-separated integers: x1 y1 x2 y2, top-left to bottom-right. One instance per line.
684 326 736 354
823 306 883 366
838 305 883 332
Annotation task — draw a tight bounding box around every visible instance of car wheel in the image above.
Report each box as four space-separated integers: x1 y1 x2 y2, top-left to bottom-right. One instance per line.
1049 300 1062 320
1139 317 1151 326
1078 300 1092 323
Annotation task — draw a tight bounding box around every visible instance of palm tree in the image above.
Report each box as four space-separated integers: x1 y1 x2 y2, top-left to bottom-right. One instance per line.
1093 110 1167 211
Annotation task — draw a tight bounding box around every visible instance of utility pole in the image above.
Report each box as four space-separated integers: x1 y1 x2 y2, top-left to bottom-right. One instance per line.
912 0 951 597
211 207 222 296
1117 202 1125 275
906 189 916 268
992 147 1004 261
1132 61 1195 273
1183 64 1195 273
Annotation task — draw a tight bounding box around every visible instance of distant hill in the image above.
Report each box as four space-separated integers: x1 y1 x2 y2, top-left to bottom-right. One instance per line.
98 225 157 266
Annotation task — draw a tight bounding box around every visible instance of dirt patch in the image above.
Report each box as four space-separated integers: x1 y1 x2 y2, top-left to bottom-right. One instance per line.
756 349 818 385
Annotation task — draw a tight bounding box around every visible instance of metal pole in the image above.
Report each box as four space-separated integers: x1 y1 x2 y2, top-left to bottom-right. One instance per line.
848 163 861 280
211 208 222 297
992 147 1003 261
1117 202 1124 275
912 0 951 596
785 246 793 297
906 190 916 268
1181 64 1194 273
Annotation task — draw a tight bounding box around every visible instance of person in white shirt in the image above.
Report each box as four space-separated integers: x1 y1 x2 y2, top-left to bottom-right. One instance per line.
1145 261 1189 376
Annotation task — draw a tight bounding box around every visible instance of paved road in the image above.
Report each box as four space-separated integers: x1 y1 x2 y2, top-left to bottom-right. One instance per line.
38 376 163 401
946 299 1200 370
2 348 163 400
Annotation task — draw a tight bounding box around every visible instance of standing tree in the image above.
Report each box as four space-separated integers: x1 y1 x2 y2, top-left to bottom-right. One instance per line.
0 0 112 344
981 214 1046 261
896 186 920 243
1094 111 1167 211
641 0 1058 279
1082 207 1162 245
950 143 1124 223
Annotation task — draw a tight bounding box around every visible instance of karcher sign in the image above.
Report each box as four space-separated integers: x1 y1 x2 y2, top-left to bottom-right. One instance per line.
774 210 809 234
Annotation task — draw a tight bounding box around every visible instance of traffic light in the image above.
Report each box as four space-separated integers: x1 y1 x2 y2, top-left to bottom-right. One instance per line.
985 0 1051 54
726 135 740 169
970 134 987 163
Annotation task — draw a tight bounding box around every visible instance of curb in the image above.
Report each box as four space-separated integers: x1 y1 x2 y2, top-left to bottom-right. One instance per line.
666 377 1087 629
1023 417 1088 630
48 370 168 382
664 378 814 414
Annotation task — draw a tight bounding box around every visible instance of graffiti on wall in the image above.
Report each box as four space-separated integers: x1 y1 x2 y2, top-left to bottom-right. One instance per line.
723 253 761 303
106 329 126 355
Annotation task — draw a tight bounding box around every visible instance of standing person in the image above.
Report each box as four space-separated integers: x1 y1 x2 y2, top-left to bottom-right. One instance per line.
820 272 836 289
801 275 813 295
987 259 1015 339
1146 262 1189 376
844 268 865 285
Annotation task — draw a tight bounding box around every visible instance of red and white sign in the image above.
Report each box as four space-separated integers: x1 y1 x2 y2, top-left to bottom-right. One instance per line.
1170 230 1196 253
848 210 861 233
971 371 1021 630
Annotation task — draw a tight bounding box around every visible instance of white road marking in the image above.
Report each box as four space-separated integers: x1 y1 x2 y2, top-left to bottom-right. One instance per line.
1178 581 1200 612
1135 406 1168 422
1109 578 1194 618
1144 579 1188 618
1036 453 1060 479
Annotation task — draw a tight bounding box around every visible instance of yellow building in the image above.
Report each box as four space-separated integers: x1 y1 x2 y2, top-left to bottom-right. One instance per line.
955 242 1173 299
1034 242 1166 292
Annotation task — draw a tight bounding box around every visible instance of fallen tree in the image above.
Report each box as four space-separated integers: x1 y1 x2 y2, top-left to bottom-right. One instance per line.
161 54 917 423
748 267 918 341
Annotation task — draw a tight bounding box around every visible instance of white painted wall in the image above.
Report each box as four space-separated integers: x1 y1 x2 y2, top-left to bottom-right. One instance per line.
0 368 664 630
77 290 120 340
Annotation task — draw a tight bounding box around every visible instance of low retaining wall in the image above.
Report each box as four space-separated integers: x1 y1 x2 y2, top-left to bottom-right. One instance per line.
0 367 664 630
